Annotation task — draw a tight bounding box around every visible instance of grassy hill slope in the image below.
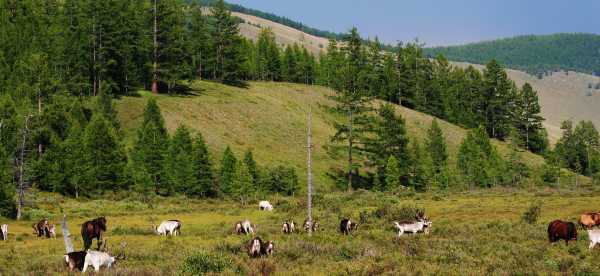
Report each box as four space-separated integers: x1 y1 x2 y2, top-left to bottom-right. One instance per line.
426 33 600 76
116 81 544 190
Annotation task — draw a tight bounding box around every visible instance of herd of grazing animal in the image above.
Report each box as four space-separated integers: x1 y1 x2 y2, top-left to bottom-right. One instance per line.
2 199 600 272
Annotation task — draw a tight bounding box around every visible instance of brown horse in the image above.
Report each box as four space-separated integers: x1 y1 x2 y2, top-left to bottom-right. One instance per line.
548 220 577 245
81 217 107 250
580 212 600 229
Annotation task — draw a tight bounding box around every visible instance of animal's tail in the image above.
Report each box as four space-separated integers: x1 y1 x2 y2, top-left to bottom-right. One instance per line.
62 215 74 253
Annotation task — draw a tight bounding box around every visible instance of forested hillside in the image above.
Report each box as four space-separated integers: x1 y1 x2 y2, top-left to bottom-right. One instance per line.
426 33 600 76
1 0 599 220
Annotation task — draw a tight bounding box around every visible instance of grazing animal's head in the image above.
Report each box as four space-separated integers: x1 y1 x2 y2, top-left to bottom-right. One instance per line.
350 222 358 231
95 217 107 232
313 221 320 231
264 240 274 255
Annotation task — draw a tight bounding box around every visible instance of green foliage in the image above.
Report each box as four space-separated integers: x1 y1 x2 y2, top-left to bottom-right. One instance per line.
384 156 402 191
81 115 127 196
426 120 449 189
219 146 237 195
131 99 169 195
425 33 600 75
189 133 214 197
180 251 231 275
555 120 600 177
165 125 195 196
458 126 504 188
0 146 16 218
265 165 299 196
521 201 542 224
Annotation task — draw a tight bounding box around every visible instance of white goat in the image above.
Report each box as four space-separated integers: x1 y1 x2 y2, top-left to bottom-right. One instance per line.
394 219 431 236
82 250 116 272
1 224 7 241
588 229 600 249
155 220 182 236
49 224 56 239
259 201 273 211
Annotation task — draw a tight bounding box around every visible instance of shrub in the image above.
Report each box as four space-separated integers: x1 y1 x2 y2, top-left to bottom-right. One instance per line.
180 251 231 275
22 208 54 221
373 204 425 222
521 201 542 224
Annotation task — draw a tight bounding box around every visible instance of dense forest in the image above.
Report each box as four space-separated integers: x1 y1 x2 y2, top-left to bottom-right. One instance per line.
1 0 599 219
425 33 600 76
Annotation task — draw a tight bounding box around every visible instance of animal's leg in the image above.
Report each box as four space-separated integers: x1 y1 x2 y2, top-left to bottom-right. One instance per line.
94 262 100 272
82 260 89 272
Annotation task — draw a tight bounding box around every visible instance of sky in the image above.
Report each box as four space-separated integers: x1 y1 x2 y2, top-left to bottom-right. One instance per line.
226 0 600 47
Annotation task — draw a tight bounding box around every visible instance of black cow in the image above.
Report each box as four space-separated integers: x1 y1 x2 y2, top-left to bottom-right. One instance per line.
340 218 357 235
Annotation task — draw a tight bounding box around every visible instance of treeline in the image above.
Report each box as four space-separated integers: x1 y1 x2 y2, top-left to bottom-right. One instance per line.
320 28 600 192
318 29 548 153
191 0 346 41
0 94 299 218
0 0 316 98
425 33 600 77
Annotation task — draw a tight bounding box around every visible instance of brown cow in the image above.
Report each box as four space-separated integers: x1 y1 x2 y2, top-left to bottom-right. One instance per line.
548 220 577 245
81 217 107 250
579 212 600 229
33 219 51 238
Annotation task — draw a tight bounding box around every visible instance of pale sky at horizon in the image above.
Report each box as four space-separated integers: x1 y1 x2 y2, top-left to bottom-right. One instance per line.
226 0 600 47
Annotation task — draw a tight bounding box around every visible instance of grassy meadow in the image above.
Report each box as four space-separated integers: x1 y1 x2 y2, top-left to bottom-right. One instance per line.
1 189 600 275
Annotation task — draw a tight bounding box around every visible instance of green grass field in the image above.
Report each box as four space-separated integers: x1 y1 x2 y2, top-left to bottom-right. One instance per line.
1 189 600 275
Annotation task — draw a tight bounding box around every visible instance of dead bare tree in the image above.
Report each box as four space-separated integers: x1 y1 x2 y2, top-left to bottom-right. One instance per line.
16 115 32 220
306 106 313 235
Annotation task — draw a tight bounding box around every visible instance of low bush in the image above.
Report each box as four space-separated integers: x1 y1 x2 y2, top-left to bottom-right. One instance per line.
180 251 231 275
521 201 542 224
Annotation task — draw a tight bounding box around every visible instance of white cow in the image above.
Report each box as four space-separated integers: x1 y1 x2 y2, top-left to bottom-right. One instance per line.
259 201 273 211
588 229 600 249
394 219 432 236
82 250 116 272
1 224 7 241
155 220 182 236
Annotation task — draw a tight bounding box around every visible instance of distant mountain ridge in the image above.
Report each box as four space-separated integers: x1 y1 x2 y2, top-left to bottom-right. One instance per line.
425 33 600 76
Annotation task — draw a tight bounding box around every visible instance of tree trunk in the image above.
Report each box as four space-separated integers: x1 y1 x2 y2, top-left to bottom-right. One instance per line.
152 0 158 94
16 116 30 220
37 91 42 157
307 106 313 236
347 108 353 192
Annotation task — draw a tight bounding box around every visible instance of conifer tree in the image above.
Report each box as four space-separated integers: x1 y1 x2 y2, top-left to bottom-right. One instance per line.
210 0 245 85
165 124 194 195
426 120 448 172
82 115 126 195
328 27 371 191
0 146 16 218
281 45 297 82
131 98 169 194
151 0 188 93
188 3 210 79
426 119 449 188
219 146 237 195
409 141 429 191
481 60 514 139
513 83 545 152
190 133 214 197
243 150 259 186
365 104 410 187
62 122 86 197
384 155 402 191
233 160 254 204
